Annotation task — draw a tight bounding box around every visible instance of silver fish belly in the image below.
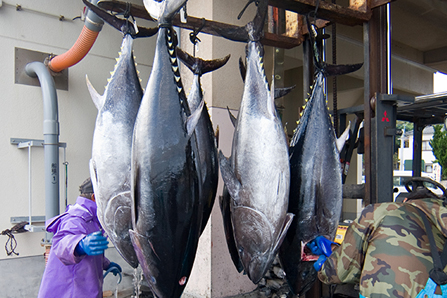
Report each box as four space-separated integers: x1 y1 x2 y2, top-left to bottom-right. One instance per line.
88 34 141 269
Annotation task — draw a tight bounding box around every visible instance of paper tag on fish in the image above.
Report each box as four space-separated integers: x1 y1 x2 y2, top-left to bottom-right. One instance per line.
301 241 319 262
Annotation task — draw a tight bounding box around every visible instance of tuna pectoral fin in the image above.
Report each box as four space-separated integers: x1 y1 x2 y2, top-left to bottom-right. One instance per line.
226 106 237 127
106 192 139 268
218 151 241 202
219 188 244 273
273 213 295 253
89 159 99 194
86 75 104 110
336 121 351 153
186 100 205 137
129 229 159 285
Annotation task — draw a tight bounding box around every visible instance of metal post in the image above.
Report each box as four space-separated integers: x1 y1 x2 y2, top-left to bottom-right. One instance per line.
25 61 60 243
412 120 423 177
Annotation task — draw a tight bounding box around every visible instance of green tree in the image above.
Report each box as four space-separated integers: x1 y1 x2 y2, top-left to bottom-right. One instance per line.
430 125 447 180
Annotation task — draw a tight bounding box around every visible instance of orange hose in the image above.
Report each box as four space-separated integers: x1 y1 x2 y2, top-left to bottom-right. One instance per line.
48 25 99 73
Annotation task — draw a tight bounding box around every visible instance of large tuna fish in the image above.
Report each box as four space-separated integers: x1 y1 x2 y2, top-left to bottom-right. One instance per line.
218 0 294 284
176 48 230 234
278 19 361 296
83 0 158 269
129 0 204 297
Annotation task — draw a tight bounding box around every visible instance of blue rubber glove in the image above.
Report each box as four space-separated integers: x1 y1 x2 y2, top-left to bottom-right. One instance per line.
313 255 327 271
307 236 336 271
75 231 109 256
307 236 334 257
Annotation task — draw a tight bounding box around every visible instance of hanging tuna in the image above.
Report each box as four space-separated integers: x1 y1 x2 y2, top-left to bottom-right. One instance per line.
176 47 230 235
129 0 206 297
83 0 158 269
217 0 294 284
278 17 362 296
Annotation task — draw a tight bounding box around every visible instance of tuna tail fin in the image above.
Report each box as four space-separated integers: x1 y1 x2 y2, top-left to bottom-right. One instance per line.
218 151 242 203
176 47 231 76
323 62 363 77
86 75 104 110
336 121 351 153
212 0 269 43
275 86 296 99
186 99 205 137
143 0 186 24
226 106 237 128
82 0 158 37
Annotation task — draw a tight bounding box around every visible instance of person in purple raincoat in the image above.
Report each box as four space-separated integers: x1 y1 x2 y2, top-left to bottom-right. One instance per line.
37 177 122 298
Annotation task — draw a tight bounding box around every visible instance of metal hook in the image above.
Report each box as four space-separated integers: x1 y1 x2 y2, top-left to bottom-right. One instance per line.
189 18 206 45
237 0 259 20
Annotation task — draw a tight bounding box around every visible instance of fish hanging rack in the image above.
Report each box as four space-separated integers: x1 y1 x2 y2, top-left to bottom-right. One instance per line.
97 0 393 50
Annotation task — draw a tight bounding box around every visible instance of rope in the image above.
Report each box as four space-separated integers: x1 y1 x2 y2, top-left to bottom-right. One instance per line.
1 222 28 256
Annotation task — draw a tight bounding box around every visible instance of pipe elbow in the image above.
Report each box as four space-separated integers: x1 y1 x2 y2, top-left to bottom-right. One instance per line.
48 26 99 73
48 0 104 73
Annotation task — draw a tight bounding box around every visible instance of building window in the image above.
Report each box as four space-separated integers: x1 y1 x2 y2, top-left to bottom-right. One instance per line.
422 141 431 151
426 164 433 173
404 140 410 148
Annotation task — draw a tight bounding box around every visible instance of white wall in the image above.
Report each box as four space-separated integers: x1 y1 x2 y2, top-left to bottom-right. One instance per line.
0 0 157 261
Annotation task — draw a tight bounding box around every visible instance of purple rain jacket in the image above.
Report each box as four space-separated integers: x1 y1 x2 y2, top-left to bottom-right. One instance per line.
37 196 111 298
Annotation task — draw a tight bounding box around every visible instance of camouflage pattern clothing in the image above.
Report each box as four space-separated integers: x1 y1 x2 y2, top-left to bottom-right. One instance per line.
318 198 447 298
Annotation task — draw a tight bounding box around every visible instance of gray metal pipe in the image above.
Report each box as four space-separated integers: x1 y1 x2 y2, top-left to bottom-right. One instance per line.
25 61 60 243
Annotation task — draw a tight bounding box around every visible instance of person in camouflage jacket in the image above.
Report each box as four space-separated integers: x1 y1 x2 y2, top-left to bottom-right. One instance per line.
317 193 447 298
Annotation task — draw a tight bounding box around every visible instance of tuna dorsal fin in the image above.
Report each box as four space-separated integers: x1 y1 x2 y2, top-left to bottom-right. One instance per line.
186 99 205 137
336 121 351 153
218 151 242 202
86 75 104 110
273 213 294 253
143 0 186 23
227 106 237 127
176 47 231 76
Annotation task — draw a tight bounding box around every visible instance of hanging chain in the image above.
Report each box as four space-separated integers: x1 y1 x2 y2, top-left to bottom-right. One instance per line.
332 0 338 136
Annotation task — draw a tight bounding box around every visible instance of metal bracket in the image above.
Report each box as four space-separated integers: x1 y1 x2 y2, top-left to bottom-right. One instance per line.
10 138 67 148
